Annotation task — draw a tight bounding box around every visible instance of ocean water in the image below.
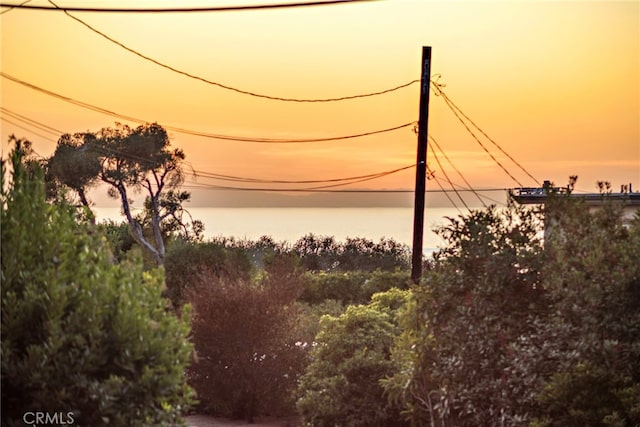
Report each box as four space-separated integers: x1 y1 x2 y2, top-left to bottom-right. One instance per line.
93 207 468 254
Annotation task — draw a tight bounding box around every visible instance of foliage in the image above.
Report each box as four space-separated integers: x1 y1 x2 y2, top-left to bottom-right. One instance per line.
295 300 346 350
385 195 640 426
528 193 640 426
100 219 137 262
293 234 410 272
206 234 410 273
207 235 288 270
47 123 197 265
300 270 411 306
47 132 102 208
164 239 253 308
384 206 546 426
1 143 194 426
187 254 306 421
297 288 411 427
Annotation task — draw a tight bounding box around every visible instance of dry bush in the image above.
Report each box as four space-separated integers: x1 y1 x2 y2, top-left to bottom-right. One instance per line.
187 254 307 422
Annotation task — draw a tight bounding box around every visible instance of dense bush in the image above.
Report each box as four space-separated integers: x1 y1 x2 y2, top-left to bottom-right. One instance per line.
204 234 410 273
295 299 346 349
1 142 194 426
187 253 307 421
300 270 411 306
297 288 410 427
165 239 253 307
384 206 547 426
529 194 640 426
385 197 640 426
293 234 410 272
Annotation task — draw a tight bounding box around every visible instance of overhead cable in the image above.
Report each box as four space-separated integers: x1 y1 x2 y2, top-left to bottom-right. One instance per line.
432 83 524 187
430 176 463 215
0 106 64 135
193 164 414 185
428 135 487 207
4 0 378 13
0 0 29 14
168 122 415 143
95 142 415 187
0 72 413 143
46 0 417 103
0 116 58 143
428 143 469 211
432 82 540 186
180 181 510 195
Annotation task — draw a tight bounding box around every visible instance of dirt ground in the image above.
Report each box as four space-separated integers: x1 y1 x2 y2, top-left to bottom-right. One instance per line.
185 414 301 427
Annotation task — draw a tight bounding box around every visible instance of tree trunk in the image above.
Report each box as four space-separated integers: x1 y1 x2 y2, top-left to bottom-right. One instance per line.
116 183 163 266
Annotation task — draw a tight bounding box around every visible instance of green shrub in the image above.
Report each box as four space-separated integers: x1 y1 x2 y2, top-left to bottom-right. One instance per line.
384 206 546 426
296 289 410 427
1 143 194 426
300 270 411 305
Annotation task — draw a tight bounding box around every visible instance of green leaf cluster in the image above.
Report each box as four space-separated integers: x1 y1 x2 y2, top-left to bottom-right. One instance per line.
384 198 640 426
297 288 411 426
300 270 411 306
1 145 194 426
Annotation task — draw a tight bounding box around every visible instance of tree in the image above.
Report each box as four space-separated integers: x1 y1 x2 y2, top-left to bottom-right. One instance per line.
48 123 195 265
1 142 195 426
529 193 640 426
384 206 546 426
384 194 640 426
47 132 102 209
296 288 410 427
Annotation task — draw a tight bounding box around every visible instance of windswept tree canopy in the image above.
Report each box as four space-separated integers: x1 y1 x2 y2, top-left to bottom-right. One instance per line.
48 123 197 265
48 132 101 208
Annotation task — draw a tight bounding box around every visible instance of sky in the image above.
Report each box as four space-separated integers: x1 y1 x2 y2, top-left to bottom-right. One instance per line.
1 0 638 208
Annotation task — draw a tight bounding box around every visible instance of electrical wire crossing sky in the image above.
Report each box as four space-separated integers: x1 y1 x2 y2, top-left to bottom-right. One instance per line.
1 0 638 209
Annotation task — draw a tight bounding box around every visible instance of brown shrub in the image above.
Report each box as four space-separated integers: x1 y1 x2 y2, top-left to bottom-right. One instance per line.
187 254 307 422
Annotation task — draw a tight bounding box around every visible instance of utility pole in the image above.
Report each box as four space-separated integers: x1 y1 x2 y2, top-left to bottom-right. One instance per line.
411 46 432 284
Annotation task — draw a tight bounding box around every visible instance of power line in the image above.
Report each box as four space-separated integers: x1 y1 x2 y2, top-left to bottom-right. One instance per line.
180 181 510 194
96 141 415 188
0 107 64 135
167 122 415 143
0 116 58 143
428 135 487 207
0 0 29 14
92 140 501 194
69 133 416 190
97 138 515 199
0 72 414 143
433 83 524 187
430 176 463 215
428 143 469 211
194 164 414 185
432 82 540 186
447 180 506 206
3 0 378 13
0 109 510 200
46 1 417 103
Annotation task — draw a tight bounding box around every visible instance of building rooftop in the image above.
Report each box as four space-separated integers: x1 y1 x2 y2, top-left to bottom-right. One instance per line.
509 181 640 206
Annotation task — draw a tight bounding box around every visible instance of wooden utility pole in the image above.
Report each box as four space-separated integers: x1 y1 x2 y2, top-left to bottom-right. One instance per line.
411 46 432 284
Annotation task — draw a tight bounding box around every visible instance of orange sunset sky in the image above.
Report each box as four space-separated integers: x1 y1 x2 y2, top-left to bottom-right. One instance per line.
1 0 638 207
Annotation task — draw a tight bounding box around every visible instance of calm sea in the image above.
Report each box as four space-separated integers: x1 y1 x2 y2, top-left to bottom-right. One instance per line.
93 207 468 254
